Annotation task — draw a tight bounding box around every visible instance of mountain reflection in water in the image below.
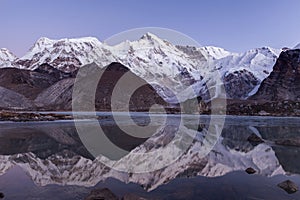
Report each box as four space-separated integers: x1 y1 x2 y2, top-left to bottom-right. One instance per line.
0 114 299 199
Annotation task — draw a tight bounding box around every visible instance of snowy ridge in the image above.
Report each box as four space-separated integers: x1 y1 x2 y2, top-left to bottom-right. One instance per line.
216 47 281 98
294 43 300 49
218 47 281 81
198 46 234 60
17 37 117 72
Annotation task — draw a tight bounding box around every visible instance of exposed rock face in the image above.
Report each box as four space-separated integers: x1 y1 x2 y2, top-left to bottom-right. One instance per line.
223 69 259 99
251 49 300 101
94 62 169 112
34 63 76 79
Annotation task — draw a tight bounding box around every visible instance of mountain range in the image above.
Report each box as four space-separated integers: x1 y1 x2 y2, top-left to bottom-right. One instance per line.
0 33 299 115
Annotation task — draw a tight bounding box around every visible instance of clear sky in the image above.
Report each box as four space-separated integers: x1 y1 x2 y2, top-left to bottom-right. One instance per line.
1 0 300 56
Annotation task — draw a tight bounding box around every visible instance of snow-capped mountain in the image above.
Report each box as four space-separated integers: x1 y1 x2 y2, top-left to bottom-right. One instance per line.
217 47 281 80
0 48 17 68
15 37 117 72
2 33 283 102
217 47 281 98
110 33 212 102
251 49 300 101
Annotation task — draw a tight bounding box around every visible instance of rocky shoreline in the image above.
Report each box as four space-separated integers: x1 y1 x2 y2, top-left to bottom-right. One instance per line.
0 111 73 122
0 108 299 123
226 100 300 117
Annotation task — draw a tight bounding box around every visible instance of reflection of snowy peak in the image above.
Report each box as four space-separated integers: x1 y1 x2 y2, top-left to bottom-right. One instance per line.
0 131 284 191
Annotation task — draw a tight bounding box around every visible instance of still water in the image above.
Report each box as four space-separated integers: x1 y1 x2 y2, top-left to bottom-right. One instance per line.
0 113 299 199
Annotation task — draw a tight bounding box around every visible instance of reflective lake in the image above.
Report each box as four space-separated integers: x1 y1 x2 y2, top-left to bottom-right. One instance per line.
0 113 300 199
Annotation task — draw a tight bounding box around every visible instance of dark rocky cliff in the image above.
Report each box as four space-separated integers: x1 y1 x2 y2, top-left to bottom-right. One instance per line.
251 49 300 101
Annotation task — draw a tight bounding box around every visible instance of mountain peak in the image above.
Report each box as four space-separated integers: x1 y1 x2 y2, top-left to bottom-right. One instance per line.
0 48 17 62
140 32 160 40
139 32 170 45
36 36 52 42
0 48 10 52
35 37 53 47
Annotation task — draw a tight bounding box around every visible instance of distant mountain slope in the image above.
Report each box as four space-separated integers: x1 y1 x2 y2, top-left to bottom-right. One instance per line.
0 86 33 109
0 64 71 100
35 62 172 111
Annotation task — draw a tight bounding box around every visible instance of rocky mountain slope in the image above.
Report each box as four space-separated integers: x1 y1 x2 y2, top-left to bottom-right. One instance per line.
0 86 33 110
35 62 171 111
251 49 300 101
0 64 71 100
222 49 300 116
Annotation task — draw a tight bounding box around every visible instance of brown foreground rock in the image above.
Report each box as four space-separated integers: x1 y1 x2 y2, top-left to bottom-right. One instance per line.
277 180 299 194
245 167 257 174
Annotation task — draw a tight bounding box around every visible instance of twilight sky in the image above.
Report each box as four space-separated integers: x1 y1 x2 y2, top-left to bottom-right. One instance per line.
1 0 300 56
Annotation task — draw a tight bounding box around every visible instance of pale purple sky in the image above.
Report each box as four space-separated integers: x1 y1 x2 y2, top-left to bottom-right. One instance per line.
1 0 300 56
